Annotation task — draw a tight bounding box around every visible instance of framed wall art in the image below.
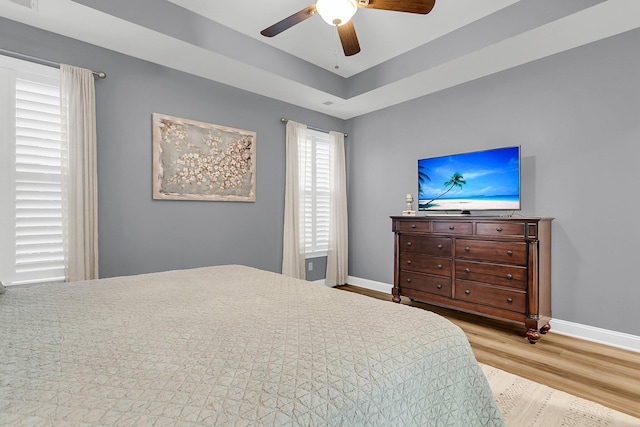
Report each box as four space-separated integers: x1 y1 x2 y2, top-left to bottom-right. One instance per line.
152 113 256 201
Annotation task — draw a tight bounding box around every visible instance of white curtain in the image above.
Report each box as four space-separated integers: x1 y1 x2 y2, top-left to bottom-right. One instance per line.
282 120 307 279
60 64 99 282
325 131 348 286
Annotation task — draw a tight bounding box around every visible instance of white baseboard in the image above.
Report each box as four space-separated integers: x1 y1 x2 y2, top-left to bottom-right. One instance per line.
550 319 640 353
346 275 640 354
347 275 393 294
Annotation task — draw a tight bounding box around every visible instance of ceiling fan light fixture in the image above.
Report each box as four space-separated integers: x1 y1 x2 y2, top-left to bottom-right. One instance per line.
316 0 358 26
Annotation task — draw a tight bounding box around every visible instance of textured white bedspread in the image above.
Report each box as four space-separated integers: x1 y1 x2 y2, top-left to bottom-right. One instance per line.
0 265 504 426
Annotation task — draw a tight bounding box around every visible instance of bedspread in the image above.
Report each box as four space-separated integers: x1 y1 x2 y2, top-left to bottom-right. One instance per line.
0 265 504 426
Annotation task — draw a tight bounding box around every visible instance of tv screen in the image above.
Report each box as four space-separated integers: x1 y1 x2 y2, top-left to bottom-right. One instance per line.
418 146 521 213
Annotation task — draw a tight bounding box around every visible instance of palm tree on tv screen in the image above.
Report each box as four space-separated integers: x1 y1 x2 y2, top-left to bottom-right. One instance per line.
424 172 466 208
418 166 430 196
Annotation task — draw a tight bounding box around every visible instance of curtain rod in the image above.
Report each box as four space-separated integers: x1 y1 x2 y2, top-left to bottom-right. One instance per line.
280 117 347 137
0 48 106 79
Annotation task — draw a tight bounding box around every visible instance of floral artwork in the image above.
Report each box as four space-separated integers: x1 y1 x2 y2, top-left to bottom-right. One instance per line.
152 113 256 201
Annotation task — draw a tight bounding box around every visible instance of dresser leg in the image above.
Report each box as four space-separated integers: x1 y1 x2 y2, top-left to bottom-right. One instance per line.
526 328 541 344
540 323 551 334
391 286 401 303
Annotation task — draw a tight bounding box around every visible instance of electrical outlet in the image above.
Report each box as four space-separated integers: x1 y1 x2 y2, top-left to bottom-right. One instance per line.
308 261 313 271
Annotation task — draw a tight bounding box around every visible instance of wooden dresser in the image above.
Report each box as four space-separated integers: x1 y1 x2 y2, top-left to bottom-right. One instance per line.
391 216 552 343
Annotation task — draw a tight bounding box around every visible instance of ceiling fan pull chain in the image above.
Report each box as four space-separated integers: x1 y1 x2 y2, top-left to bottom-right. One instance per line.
334 31 340 69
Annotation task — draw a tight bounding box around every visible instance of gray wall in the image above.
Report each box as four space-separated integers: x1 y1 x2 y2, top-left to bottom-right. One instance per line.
0 18 344 278
347 28 640 336
305 256 328 282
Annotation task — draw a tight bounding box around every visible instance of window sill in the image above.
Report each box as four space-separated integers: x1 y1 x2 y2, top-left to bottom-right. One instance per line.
305 251 328 259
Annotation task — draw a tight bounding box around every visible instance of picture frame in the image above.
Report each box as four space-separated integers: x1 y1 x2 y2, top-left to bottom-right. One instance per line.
152 113 256 201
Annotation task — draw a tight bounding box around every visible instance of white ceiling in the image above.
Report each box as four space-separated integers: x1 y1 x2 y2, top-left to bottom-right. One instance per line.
166 0 520 78
1 0 640 119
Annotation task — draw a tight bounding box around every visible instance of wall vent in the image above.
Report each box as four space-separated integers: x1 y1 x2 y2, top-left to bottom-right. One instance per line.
9 0 37 9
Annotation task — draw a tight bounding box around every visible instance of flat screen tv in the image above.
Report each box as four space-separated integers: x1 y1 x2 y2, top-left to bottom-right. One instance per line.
418 145 521 214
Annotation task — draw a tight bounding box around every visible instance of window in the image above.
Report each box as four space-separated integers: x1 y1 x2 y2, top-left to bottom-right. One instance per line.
301 129 331 257
0 56 64 285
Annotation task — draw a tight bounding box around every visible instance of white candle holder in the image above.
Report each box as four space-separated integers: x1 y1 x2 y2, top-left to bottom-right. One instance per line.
403 193 416 216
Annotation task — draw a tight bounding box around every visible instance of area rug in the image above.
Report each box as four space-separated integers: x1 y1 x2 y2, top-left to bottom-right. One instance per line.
481 364 640 426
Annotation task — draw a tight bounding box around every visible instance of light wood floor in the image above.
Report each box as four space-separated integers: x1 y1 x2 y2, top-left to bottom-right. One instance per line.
338 285 640 419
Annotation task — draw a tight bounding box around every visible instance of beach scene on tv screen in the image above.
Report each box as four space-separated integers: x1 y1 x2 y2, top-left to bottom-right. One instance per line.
418 146 520 211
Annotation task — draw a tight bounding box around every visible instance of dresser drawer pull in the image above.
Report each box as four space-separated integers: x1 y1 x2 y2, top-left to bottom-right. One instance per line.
506 297 513 304
465 246 471 252
437 244 443 249
496 227 503 232
437 264 443 269
506 273 513 279
506 250 513 256
411 224 416 229
464 268 470 273
464 289 471 295
406 278 412 283
406 260 412 265
407 241 413 246
449 225 455 230
436 284 443 289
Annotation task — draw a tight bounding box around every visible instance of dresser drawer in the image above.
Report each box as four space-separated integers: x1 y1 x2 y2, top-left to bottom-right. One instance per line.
433 221 472 235
399 271 452 297
455 260 526 290
397 220 431 233
400 253 451 276
455 281 526 313
455 239 527 265
476 222 526 238
399 235 452 256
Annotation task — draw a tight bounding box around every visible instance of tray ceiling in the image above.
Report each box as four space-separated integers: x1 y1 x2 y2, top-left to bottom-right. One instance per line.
1 0 639 119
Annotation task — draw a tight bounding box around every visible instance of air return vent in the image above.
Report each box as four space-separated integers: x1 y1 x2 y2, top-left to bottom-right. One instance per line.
9 0 37 9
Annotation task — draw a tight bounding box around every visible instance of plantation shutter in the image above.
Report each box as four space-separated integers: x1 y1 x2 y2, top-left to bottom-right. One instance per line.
15 77 64 284
0 57 64 285
314 133 330 252
301 133 313 251
302 129 331 255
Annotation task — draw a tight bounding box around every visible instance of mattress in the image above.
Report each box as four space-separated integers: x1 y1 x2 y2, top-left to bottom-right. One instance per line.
0 265 504 426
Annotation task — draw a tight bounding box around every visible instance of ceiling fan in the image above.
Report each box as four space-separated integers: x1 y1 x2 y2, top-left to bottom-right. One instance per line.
260 0 436 57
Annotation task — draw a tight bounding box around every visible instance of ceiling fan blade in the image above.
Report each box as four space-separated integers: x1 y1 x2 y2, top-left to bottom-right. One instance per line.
337 21 361 57
360 0 436 14
260 5 317 37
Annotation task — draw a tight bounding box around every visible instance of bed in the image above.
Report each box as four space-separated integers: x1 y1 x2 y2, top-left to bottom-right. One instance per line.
0 265 504 426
